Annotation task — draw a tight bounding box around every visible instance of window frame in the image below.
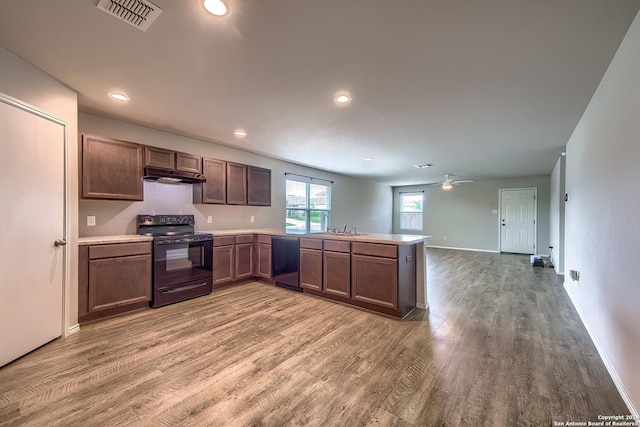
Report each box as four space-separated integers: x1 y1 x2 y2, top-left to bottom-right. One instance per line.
399 191 424 231
285 175 332 233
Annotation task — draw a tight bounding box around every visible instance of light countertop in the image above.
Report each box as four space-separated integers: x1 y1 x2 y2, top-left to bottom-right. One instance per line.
199 228 430 245
78 235 154 246
79 230 430 246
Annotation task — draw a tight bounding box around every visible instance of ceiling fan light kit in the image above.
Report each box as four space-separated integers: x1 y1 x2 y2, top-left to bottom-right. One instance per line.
433 174 474 190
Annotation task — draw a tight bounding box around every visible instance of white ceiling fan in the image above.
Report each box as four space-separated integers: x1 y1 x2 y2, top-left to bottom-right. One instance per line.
432 174 474 190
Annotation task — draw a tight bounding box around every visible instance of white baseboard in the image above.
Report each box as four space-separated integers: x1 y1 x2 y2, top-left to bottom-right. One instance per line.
416 303 429 310
426 245 499 254
563 282 638 418
67 323 80 336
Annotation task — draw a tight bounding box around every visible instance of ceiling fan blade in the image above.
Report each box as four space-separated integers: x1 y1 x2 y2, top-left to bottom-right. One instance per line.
452 180 474 184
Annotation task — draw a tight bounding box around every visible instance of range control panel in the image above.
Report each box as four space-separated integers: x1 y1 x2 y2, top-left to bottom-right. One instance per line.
137 215 195 226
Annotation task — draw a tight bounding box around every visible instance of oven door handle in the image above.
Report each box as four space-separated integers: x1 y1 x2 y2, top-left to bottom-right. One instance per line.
162 282 208 294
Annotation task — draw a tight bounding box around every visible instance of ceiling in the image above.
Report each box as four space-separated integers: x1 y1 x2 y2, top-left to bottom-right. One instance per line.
1 1 638 186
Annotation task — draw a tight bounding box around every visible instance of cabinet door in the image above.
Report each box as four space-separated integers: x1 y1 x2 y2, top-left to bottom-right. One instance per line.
82 134 143 200
235 243 254 279
213 245 234 285
226 162 247 205
88 254 151 312
300 248 323 291
144 146 175 170
193 158 226 204
323 251 350 298
247 166 271 206
256 243 272 278
176 152 202 173
351 254 398 309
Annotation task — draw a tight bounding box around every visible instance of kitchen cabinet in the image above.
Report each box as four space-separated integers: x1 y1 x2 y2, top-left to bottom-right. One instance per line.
78 241 152 323
81 134 144 200
255 234 272 279
323 240 351 298
193 157 226 204
247 166 271 206
351 254 398 310
235 234 254 279
213 236 235 286
300 238 323 291
144 146 202 173
226 162 247 205
351 242 416 317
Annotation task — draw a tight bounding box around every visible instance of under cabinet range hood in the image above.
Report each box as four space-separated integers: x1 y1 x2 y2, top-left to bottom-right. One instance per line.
143 166 206 184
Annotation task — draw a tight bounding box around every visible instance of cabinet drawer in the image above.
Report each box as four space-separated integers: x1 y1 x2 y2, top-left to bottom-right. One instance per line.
89 242 151 259
257 234 272 244
214 236 236 246
323 240 350 253
351 242 397 258
300 238 323 250
235 234 254 244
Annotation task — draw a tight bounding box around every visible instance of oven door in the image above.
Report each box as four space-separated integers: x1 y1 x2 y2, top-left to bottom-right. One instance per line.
153 239 213 289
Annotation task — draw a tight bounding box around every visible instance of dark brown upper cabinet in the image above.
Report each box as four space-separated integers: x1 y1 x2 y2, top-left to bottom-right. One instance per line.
247 166 271 206
176 152 202 174
81 134 143 201
144 146 174 170
193 157 226 204
144 146 202 173
226 162 247 205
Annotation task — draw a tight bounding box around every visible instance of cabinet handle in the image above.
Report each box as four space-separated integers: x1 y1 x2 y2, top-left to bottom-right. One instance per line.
163 282 207 294
54 239 67 247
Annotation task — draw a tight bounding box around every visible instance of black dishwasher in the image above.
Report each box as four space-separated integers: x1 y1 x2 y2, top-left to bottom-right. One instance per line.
271 236 301 291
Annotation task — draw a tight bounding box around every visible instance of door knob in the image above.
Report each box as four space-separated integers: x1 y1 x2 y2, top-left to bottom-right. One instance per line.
54 239 67 247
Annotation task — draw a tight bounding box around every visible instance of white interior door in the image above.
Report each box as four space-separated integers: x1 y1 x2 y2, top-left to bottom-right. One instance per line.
500 188 536 254
0 95 65 367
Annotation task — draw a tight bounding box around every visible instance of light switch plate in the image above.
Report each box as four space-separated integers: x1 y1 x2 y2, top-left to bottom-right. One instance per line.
250 216 255 223
207 216 213 224
87 216 96 226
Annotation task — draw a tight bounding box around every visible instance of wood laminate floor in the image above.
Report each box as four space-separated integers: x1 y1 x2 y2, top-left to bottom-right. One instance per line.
0 249 630 426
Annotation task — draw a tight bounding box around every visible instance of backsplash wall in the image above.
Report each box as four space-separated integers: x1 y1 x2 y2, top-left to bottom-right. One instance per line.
79 112 393 236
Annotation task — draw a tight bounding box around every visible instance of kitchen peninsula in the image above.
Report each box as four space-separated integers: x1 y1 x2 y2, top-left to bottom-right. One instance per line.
180 229 429 318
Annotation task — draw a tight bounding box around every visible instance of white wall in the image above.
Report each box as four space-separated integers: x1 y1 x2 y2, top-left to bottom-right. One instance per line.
564 12 640 415
0 48 79 332
549 155 566 274
392 176 551 253
79 113 393 236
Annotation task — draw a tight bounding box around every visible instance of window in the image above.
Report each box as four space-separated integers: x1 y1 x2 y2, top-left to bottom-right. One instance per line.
286 175 331 233
400 192 423 231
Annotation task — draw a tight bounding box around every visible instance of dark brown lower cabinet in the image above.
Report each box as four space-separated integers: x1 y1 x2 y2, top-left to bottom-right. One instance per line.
89 255 151 311
256 235 272 279
235 243 254 279
323 250 350 298
213 244 234 286
351 254 398 309
300 248 323 291
79 241 152 323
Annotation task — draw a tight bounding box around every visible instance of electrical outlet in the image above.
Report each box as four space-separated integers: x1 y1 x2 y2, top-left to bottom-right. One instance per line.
207 216 213 224
569 270 580 281
86 216 96 227
250 216 255 223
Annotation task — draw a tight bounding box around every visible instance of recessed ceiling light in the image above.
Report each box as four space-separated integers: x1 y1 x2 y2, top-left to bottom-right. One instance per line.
234 129 247 138
414 163 434 169
334 94 351 104
109 92 129 102
204 0 228 16
364 157 373 161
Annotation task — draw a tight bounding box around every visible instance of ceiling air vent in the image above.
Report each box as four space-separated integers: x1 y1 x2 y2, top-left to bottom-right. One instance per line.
97 0 162 32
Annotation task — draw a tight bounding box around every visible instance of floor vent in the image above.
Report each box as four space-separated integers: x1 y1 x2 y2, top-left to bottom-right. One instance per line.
97 0 162 32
